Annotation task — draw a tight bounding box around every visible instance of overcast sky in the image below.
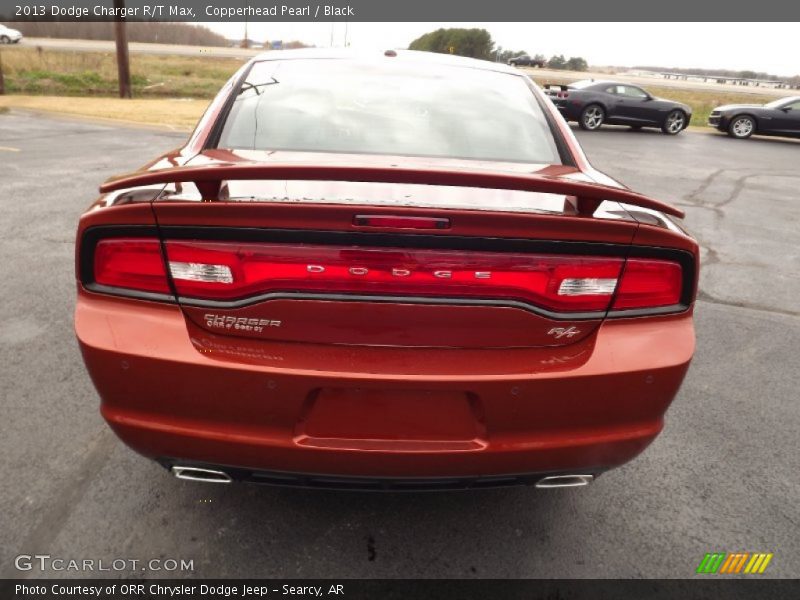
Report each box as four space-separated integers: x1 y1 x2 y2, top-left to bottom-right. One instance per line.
198 22 796 76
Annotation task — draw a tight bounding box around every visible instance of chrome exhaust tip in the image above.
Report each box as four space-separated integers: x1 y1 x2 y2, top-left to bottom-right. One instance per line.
535 474 594 489
171 466 232 484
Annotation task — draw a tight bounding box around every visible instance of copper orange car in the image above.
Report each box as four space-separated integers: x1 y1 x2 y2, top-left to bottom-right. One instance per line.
75 50 698 490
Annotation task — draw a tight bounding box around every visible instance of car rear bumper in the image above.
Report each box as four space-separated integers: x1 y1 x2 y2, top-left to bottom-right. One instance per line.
159 460 601 491
76 293 694 479
550 102 581 121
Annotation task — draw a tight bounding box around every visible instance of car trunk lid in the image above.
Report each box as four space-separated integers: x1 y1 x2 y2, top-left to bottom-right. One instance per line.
98 156 683 349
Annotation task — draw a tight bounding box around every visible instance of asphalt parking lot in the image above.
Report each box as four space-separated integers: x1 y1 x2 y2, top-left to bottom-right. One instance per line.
1 112 798 579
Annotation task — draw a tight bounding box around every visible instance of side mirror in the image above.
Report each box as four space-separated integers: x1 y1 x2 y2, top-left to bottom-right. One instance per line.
780 106 792 112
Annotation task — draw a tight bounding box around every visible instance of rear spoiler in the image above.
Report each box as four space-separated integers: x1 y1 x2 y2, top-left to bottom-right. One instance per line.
543 84 570 91
99 163 684 218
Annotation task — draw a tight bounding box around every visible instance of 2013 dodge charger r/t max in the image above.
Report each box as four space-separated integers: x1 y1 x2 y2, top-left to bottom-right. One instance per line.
75 50 698 490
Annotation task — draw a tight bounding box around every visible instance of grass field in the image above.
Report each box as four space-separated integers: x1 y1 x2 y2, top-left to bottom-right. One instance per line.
0 45 242 98
0 45 778 128
0 95 207 129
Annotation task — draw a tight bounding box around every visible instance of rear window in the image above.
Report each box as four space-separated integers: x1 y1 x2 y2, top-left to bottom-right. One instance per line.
216 59 562 164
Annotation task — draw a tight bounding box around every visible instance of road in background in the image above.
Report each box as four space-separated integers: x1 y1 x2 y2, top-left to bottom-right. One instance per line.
15 37 794 97
0 112 798 578
17 36 260 60
520 66 792 97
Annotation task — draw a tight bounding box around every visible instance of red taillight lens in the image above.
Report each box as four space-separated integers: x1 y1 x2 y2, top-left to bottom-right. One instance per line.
89 238 686 314
612 258 682 310
93 238 170 294
163 241 626 312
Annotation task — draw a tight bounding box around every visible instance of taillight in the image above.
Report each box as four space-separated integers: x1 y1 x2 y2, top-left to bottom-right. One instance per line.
163 241 625 313
612 258 682 310
86 237 687 316
93 238 170 294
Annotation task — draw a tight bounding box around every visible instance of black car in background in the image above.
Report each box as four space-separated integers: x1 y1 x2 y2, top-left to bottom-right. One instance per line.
709 96 800 139
508 54 545 68
544 80 692 135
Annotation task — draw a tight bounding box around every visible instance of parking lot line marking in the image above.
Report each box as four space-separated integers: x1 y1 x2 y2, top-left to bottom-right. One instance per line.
0 146 20 152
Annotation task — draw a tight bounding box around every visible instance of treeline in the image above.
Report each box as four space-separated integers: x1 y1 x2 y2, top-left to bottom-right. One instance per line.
408 28 588 71
545 55 588 71
252 40 314 50
495 50 587 71
494 48 543 63
13 22 230 46
634 65 800 85
409 28 494 60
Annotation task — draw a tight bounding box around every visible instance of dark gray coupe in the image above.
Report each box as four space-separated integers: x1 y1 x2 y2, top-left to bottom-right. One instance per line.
544 80 692 135
709 96 800 139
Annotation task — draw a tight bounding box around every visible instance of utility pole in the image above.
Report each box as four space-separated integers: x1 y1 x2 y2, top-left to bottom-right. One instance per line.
0 48 5 96
241 0 249 48
113 0 132 98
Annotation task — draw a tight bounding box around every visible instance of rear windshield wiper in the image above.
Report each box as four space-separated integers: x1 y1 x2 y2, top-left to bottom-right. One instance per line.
238 78 280 96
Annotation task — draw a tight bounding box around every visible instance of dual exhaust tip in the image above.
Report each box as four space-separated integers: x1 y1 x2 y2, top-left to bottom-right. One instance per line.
171 466 232 484
534 474 594 488
170 466 594 489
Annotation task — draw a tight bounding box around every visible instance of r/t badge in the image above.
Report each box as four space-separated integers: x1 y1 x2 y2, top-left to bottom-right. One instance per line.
547 326 581 339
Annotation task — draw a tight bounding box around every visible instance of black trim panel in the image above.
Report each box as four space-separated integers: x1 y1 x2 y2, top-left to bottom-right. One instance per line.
86 284 176 304
179 292 606 321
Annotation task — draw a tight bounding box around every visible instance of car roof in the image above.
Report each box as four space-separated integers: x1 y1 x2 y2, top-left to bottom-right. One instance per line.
579 80 635 88
250 48 520 76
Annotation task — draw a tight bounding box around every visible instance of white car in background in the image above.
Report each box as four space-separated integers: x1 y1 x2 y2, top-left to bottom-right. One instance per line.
0 24 23 44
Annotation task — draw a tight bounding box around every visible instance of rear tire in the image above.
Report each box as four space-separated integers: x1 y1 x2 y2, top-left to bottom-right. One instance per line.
579 104 605 131
728 115 755 139
662 110 687 135
0 36 10 44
